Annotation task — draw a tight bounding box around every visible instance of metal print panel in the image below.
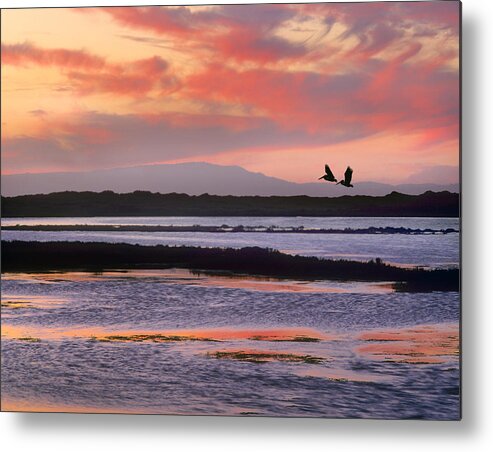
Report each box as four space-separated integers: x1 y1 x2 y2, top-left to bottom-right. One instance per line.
0 1 461 419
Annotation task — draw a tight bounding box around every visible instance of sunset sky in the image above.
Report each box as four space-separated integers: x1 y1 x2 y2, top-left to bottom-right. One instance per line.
1 1 460 184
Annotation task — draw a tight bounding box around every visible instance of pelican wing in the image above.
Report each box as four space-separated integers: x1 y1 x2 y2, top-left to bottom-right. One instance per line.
325 164 335 180
344 166 353 184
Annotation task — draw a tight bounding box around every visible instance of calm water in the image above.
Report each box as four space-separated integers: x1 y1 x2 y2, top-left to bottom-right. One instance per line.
2 216 459 268
1 216 460 418
1 216 459 230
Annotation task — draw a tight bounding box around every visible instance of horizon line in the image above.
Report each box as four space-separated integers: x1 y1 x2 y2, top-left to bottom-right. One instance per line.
1 161 460 187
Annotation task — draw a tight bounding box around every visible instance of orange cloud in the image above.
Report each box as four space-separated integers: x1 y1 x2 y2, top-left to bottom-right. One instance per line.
2 42 173 98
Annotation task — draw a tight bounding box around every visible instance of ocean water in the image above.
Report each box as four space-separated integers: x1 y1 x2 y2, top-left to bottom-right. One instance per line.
1 217 460 418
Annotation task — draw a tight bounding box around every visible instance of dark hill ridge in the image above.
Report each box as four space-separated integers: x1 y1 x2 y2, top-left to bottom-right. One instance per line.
1 190 459 217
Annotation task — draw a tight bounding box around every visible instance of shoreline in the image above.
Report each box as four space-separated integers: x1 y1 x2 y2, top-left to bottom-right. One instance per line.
1 241 460 292
1 225 459 235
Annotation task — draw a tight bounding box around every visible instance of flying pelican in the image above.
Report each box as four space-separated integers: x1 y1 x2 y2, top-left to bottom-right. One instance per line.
337 166 354 187
318 164 337 183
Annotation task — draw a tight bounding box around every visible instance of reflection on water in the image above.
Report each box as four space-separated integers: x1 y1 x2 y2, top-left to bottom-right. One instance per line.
1 294 68 309
93 326 335 342
2 270 395 294
1 269 460 419
1 398 143 414
356 324 459 364
0 323 333 342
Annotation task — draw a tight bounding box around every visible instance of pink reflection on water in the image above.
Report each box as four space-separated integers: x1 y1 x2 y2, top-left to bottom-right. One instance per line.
1 397 148 414
355 324 459 364
1 293 68 309
1 324 335 342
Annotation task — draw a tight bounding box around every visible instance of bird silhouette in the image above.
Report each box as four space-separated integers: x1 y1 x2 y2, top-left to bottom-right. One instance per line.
318 164 337 183
337 166 354 187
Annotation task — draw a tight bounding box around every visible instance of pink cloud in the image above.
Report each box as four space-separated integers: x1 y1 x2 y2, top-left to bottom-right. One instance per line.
184 45 458 139
100 5 305 64
210 27 305 64
67 56 173 97
296 1 459 63
101 6 208 38
413 124 459 149
97 2 459 77
1 42 105 70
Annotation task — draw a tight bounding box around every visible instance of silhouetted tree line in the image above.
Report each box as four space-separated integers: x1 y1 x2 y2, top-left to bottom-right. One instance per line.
1 190 459 217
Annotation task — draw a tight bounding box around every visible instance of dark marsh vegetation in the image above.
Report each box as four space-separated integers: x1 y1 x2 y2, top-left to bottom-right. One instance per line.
1 241 459 292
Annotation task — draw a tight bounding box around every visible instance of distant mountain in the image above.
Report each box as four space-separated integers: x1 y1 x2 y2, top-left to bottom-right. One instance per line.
1 162 459 197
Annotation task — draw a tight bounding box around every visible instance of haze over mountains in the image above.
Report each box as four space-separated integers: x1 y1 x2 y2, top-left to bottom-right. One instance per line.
1 162 459 197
